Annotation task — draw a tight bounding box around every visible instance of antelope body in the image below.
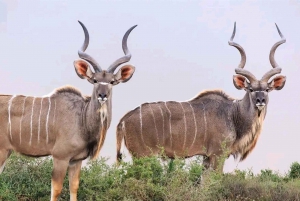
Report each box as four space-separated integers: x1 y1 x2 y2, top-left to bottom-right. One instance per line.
0 21 137 201
116 23 286 171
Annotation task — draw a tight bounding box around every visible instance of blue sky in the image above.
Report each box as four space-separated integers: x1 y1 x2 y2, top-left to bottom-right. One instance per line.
0 0 300 173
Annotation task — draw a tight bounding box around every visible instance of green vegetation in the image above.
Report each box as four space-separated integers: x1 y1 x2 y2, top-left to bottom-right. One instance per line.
0 154 300 201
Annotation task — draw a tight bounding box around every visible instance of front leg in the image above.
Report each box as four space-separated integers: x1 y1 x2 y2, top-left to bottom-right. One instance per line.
51 158 69 201
68 161 82 201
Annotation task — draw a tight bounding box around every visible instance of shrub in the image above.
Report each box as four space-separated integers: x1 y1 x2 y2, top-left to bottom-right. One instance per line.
289 162 300 179
0 153 300 201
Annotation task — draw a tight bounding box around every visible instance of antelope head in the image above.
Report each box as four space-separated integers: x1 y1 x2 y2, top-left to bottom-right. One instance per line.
74 21 137 105
230 22 286 111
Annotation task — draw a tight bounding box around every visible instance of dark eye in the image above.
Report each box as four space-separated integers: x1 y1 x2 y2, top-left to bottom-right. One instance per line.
93 79 97 83
249 88 254 92
266 88 270 92
110 81 114 84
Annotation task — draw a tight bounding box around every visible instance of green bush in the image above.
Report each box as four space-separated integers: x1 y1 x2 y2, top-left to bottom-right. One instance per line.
0 153 300 201
289 162 300 179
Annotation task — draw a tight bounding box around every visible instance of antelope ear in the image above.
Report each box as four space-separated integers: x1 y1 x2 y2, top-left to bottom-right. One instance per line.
74 60 93 80
233 75 248 90
268 75 286 91
114 65 135 83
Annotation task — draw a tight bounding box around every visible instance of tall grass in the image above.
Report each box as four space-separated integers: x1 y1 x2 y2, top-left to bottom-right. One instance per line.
0 153 300 201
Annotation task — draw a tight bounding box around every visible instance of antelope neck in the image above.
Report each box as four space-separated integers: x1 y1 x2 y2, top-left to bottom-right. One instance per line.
83 91 112 135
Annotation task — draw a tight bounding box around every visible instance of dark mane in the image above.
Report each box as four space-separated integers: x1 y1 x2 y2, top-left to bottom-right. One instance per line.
190 89 236 101
53 85 90 102
55 85 82 97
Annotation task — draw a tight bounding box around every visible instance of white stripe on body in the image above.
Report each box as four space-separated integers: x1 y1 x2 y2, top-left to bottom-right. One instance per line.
121 121 126 153
52 99 56 126
149 104 159 145
29 97 36 145
202 103 207 143
46 97 52 143
139 105 146 147
164 102 172 148
187 102 197 151
157 104 165 145
37 98 44 143
8 95 16 141
19 96 28 144
179 102 187 151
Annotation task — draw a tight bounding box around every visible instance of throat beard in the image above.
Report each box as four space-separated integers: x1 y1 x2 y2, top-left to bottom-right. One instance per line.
258 109 262 117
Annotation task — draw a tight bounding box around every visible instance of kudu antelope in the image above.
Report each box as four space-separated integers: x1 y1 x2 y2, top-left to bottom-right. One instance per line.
116 23 286 172
0 21 136 201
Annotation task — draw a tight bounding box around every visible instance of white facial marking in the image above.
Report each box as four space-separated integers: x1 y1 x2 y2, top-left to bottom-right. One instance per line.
46 97 52 143
188 102 197 151
8 95 16 141
29 97 36 145
38 98 44 143
180 102 187 151
149 104 159 145
164 102 172 148
100 82 109 85
98 97 108 105
256 102 266 111
20 96 28 144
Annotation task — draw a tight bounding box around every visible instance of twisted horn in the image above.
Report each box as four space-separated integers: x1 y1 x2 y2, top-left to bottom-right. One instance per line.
229 22 246 69
261 23 286 82
78 21 102 72
229 22 257 82
269 23 286 68
107 25 137 73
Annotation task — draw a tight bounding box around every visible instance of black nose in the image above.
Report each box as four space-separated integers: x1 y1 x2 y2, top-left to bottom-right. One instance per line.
256 97 265 104
99 94 107 99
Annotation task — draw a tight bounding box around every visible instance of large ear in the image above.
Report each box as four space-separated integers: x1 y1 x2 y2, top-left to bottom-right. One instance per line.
233 75 248 90
74 59 93 80
268 75 286 91
114 65 135 83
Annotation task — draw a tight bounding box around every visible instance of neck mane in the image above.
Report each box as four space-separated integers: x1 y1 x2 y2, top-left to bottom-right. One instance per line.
232 92 267 161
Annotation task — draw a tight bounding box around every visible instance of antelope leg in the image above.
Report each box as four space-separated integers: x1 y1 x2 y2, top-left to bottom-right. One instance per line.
68 161 82 201
50 158 69 201
0 150 11 174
